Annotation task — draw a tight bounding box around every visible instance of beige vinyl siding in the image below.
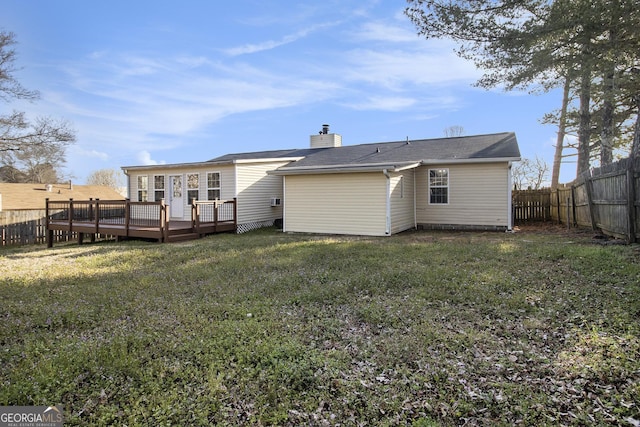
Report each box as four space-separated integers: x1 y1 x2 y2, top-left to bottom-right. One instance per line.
235 162 290 224
127 166 235 221
284 173 388 236
416 163 510 227
390 169 416 234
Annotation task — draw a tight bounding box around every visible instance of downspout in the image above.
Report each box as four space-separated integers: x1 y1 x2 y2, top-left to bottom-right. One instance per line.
383 169 391 235
122 168 131 199
507 162 514 232
282 176 286 233
413 169 417 230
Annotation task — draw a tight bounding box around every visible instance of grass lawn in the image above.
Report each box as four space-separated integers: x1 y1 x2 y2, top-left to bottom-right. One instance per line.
1 226 639 426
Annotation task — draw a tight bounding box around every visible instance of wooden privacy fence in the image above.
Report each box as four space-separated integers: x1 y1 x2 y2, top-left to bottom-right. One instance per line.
512 189 552 223
550 156 640 242
1 209 77 246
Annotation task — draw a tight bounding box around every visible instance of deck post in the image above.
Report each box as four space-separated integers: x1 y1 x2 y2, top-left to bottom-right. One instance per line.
68 198 74 233
89 198 94 223
233 197 238 232
160 199 168 243
78 232 84 245
46 198 53 248
192 201 201 237
92 198 98 242
213 200 219 232
125 198 130 238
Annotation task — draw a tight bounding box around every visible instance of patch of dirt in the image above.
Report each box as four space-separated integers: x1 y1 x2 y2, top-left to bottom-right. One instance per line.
513 223 593 236
514 222 629 245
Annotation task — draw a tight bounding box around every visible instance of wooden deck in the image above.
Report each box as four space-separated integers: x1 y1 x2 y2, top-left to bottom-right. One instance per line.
46 198 237 247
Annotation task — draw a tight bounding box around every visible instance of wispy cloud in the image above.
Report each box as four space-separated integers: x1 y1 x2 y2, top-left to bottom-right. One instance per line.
350 21 420 43
344 96 416 111
223 21 340 56
343 46 479 90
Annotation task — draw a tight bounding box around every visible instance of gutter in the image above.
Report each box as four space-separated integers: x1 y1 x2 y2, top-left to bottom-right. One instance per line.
268 162 421 176
269 158 521 176
421 157 521 165
121 157 304 172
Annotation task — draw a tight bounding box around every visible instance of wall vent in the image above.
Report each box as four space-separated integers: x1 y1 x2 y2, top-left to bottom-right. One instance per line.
270 197 281 207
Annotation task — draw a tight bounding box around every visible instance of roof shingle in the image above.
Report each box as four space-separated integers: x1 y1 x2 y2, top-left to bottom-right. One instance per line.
273 132 520 173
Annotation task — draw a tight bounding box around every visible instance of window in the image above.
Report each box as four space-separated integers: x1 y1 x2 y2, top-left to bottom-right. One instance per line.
429 169 448 204
207 172 221 200
154 175 165 201
187 173 199 203
137 175 148 202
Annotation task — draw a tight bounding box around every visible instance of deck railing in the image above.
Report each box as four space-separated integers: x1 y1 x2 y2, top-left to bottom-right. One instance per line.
191 199 237 236
46 198 237 246
46 198 169 246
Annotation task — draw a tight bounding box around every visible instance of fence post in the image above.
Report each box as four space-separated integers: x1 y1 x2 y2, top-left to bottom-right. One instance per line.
571 185 580 227
628 160 637 243
584 175 598 231
556 189 561 225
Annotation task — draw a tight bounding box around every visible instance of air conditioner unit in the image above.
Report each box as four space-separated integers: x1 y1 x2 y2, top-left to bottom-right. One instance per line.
270 197 281 207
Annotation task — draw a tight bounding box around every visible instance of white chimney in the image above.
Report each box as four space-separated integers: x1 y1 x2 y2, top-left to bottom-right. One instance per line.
310 124 342 149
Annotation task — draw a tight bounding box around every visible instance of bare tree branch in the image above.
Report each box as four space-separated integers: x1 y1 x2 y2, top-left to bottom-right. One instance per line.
0 31 76 182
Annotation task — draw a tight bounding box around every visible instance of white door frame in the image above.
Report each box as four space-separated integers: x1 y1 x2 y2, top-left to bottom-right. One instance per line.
169 175 184 219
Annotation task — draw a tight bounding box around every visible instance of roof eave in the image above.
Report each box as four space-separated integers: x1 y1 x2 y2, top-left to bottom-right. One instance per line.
268 162 421 176
121 160 227 173
420 157 521 165
121 157 303 174
232 157 304 165
269 157 521 176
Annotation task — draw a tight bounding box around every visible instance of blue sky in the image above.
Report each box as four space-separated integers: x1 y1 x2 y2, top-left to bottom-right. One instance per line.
3 0 575 184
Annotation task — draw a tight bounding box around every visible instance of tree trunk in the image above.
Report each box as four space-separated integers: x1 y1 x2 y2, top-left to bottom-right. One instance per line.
576 51 592 176
551 73 571 189
632 94 640 159
600 23 617 166
600 68 615 165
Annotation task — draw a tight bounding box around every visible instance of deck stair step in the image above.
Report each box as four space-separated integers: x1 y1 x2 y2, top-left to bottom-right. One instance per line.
167 232 200 243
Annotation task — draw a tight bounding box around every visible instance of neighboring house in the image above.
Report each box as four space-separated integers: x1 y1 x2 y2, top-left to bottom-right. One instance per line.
0 182 125 211
121 127 520 236
0 182 126 246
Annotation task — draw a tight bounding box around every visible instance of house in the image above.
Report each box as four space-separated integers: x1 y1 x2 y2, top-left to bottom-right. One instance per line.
0 182 126 246
0 182 125 211
121 126 520 236
121 153 306 233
